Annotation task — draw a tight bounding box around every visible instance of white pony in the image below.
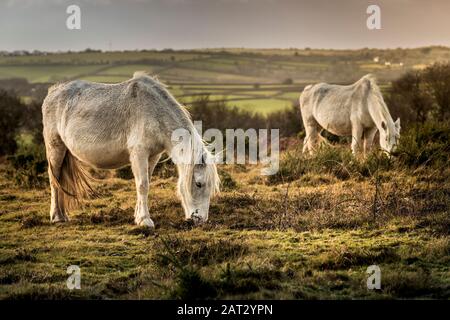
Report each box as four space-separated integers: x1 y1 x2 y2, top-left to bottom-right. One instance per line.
42 72 219 228
300 74 400 156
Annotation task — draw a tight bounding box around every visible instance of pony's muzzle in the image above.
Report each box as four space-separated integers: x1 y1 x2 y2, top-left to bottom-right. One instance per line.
188 209 207 225
389 150 399 157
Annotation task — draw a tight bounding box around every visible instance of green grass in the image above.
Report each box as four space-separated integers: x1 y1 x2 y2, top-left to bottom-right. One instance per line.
1 132 448 299
0 65 108 83
79 75 130 83
278 92 301 100
0 172 448 299
159 67 263 83
0 51 201 66
180 95 250 103
231 99 292 115
97 64 161 76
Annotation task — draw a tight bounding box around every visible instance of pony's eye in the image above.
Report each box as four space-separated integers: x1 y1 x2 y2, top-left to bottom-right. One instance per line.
195 182 202 188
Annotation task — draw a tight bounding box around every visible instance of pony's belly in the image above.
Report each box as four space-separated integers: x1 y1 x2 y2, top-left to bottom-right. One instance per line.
315 117 352 136
69 145 130 169
313 102 352 136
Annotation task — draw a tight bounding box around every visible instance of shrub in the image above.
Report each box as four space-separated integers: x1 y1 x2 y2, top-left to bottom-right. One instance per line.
0 90 25 156
7 145 47 188
395 121 450 168
268 144 392 184
387 61 450 125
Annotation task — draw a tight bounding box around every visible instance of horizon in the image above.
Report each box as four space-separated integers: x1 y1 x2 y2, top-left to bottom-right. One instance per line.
4 45 450 54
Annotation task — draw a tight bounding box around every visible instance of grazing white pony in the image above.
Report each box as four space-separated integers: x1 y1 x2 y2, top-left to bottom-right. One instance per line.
42 72 219 228
300 74 400 156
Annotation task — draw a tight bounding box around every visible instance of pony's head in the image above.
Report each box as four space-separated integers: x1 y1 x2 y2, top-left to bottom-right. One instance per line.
379 117 401 154
172 129 220 224
178 159 219 224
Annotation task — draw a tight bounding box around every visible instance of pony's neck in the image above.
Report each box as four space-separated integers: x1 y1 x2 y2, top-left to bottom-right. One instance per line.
166 120 204 168
368 96 395 133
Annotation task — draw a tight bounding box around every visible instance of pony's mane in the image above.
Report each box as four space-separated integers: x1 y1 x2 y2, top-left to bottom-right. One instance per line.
133 71 163 83
133 71 192 122
175 128 220 202
359 74 393 124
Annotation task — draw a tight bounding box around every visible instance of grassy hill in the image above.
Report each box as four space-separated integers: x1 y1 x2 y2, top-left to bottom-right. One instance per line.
1 47 449 115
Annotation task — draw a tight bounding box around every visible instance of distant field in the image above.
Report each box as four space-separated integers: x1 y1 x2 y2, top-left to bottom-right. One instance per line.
1 47 448 114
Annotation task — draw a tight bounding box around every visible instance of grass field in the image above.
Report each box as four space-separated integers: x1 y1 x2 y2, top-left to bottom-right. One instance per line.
0 48 449 299
2 47 449 115
0 138 448 299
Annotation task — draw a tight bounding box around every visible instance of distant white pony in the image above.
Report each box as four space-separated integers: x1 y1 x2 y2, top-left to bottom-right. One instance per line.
42 72 219 228
300 74 400 156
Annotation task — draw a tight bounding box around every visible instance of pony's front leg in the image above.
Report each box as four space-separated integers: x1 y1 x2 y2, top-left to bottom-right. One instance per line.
363 127 378 157
130 148 154 228
351 125 364 155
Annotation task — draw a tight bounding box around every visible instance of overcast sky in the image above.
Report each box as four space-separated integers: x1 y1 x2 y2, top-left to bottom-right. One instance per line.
1 0 449 51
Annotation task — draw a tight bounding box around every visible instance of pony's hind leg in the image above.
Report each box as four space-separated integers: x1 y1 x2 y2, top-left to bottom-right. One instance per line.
130 149 160 228
303 121 321 155
45 135 69 222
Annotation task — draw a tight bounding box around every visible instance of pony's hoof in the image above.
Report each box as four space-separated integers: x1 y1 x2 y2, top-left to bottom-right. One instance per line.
186 216 207 226
138 217 155 229
51 215 69 223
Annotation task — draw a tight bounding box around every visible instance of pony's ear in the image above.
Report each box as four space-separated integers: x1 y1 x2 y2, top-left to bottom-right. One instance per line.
395 118 401 131
199 152 208 166
381 121 387 131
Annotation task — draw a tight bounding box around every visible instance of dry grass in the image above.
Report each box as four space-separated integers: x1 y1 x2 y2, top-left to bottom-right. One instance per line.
0 135 449 299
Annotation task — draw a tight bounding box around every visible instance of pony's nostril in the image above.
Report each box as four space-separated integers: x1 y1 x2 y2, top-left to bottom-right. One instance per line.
190 209 200 219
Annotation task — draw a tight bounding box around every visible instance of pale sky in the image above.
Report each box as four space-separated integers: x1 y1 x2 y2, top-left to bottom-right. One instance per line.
0 0 449 51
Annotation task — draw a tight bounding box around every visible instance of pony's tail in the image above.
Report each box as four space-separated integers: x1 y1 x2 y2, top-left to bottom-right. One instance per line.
50 151 96 212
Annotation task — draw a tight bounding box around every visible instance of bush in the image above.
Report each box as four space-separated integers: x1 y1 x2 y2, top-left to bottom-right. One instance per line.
7 150 47 188
268 144 392 184
0 90 25 156
387 62 450 126
396 121 450 168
